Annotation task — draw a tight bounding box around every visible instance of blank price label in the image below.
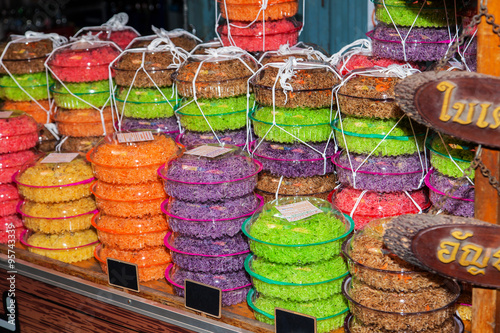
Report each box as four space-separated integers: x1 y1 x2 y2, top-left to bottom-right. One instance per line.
184 279 221 318
41 153 79 164
275 308 316 333
107 258 140 292
117 131 154 143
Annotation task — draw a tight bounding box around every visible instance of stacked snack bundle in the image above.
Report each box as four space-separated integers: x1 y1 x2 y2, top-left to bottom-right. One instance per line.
87 131 179 282
189 40 224 55
173 47 259 147
258 42 328 65
111 37 188 137
0 32 68 152
15 152 98 263
367 0 462 62
127 26 202 53
342 218 462 332
72 13 140 50
243 197 353 332
160 144 262 306
331 65 430 230
0 111 40 243
425 134 475 217
46 35 121 154
249 57 339 202
217 0 303 52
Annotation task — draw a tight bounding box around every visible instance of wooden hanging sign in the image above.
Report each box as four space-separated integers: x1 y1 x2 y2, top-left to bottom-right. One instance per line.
395 71 500 148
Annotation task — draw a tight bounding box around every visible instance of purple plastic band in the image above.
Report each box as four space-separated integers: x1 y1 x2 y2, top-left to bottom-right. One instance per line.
175 132 246 147
164 231 250 257
366 30 454 44
13 170 95 188
157 158 263 185
17 200 98 220
250 141 333 163
332 151 424 176
164 264 251 291
161 193 264 222
20 229 99 250
425 168 474 202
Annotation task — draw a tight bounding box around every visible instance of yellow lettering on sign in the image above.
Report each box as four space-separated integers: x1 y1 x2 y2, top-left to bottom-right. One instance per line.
437 81 456 122
438 241 460 264
459 245 491 269
451 231 474 240
490 107 500 129
476 103 492 128
452 102 476 125
493 249 500 271
467 267 486 275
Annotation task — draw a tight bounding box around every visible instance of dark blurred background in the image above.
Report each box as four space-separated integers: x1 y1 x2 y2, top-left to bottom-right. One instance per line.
0 0 185 41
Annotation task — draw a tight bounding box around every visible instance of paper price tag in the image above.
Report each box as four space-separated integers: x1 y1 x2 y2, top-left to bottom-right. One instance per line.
117 131 154 143
0 112 13 119
41 153 79 164
185 145 232 158
276 201 323 222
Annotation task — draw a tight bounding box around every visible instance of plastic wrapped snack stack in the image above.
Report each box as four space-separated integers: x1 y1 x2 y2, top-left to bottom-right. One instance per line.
243 197 353 332
88 131 181 282
173 47 259 146
126 26 202 52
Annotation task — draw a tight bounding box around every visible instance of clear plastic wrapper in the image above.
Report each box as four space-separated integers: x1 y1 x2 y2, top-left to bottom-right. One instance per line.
19 198 97 234
115 86 178 119
0 35 58 74
173 50 259 98
91 180 166 217
255 188 331 203
15 154 94 203
21 229 98 263
248 288 349 333
242 197 353 264
373 0 459 28
51 80 111 109
189 40 223 55
176 95 251 132
55 106 114 137
0 72 53 101
166 264 251 306
258 42 328 65
257 172 336 196
176 128 247 147
343 276 460 332
245 254 348 302
59 136 102 153
251 62 339 108
0 111 39 154
95 244 171 282
160 144 261 202
251 140 334 178
165 231 250 273
127 28 201 52
332 186 430 230
0 184 20 217
367 24 455 62
341 219 444 292
426 135 475 180
218 18 302 52
426 169 474 218
1 100 51 124
333 151 428 192
333 117 425 156
250 107 333 143
46 40 121 82
120 116 179 133
0 215 25 243
87 132 180 184
219 0 299 21
162 194 263 239
92 212 168 250
0 149 40 184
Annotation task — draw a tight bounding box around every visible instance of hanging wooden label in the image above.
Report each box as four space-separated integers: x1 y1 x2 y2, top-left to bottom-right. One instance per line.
395 71 500 148
412 224 500 288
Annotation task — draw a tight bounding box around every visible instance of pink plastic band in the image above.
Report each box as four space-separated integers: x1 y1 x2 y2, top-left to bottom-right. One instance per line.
425 169 474 202
158 158 263 185
17 200 98 220
164 231 250 257
366 30 454 44
332 151 424 176
14 170 95 188
164 264 252 291
20 229 99 250
161 194 264 222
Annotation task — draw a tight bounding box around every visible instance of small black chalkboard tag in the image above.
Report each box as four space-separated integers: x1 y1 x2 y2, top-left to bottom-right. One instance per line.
275 308 316 333
106 258 140 292
184 279 221 318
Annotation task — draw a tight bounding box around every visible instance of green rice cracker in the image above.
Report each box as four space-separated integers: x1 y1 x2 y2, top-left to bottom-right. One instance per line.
246 254 348 302
51 80 110 109
248 288 349 333
176 95 253 132
242 197 353 264
250 106 333 143
0 72 53 101
427 134 475 180
333 116 425 156
115 86 178 119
